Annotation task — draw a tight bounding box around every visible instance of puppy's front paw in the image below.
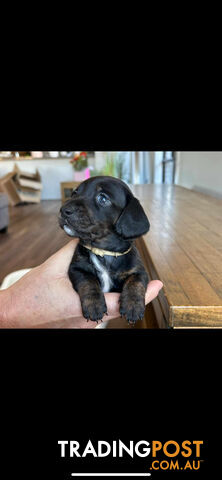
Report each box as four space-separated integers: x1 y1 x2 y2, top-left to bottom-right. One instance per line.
119 295 145 325
81 294 107 322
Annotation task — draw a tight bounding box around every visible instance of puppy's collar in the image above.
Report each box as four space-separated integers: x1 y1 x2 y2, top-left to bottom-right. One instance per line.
82 244 132 258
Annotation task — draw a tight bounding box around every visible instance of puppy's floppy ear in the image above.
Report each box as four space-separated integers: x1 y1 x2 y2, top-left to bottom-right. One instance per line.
115 196 150 239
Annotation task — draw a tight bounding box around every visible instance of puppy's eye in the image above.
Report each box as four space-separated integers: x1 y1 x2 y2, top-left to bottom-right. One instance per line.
96 193 111 207
71 189 78 196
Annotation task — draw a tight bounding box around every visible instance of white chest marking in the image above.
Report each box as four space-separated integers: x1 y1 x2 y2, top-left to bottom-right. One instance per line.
90 253 113 293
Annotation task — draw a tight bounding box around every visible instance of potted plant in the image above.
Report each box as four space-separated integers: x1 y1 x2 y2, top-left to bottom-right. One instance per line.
70 152 90 181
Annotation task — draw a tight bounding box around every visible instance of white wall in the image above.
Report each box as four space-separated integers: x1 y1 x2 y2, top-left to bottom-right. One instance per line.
175 152 222 198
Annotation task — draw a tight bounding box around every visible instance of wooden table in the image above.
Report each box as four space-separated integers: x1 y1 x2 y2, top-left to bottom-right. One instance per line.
132 185 222 328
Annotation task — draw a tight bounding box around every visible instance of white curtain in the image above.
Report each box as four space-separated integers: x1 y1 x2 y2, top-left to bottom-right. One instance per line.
130 152 153 184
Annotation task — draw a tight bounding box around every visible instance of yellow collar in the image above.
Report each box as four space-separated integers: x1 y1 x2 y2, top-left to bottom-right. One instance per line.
82 244 132 258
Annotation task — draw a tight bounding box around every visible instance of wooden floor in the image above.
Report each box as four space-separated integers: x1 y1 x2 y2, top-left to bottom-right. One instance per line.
0 200 158 328
0 200 68 284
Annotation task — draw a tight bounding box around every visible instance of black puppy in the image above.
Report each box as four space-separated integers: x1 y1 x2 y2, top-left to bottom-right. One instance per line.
59 176 150 324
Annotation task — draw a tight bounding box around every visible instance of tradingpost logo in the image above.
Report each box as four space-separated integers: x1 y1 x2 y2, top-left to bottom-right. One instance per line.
57 439 204 477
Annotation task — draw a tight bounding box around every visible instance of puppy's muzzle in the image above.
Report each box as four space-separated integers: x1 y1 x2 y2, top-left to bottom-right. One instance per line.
59 204 78 236
60 204 75 219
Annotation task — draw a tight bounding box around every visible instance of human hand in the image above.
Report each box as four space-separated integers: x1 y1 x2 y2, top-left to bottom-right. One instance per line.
0 239 163 328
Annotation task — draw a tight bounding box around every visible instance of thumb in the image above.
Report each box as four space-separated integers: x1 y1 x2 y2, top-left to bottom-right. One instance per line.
44 238 79 273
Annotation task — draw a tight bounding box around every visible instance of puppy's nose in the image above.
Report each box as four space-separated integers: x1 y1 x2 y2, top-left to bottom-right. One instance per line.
60 205 74 217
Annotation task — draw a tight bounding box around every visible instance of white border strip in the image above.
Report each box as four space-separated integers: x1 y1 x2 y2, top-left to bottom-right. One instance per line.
71 474 151 477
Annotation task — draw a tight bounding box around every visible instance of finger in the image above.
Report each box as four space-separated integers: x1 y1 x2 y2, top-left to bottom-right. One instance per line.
145 280 163 304
105 292 121 316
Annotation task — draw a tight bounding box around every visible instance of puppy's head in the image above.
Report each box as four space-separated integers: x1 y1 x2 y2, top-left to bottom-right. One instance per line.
59 176 150 244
